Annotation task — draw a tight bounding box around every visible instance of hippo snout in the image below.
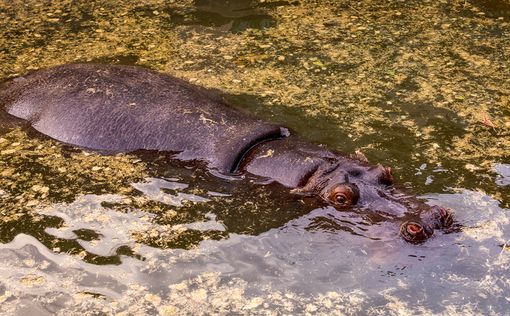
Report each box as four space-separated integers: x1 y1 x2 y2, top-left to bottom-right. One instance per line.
400 206 454 243
425 205 454 230
436 206 454 228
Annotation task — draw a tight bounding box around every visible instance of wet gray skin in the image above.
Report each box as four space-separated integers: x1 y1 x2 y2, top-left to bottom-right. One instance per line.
240 136 454 243
0 63 453 243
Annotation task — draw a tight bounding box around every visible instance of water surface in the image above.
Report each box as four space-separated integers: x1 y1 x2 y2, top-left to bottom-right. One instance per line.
0 0 509 314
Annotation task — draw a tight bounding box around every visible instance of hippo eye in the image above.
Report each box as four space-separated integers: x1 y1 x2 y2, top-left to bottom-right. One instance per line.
334 193 348 205
327 184 359 208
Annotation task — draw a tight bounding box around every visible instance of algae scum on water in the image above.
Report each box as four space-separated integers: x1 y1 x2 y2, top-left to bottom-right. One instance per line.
0 0 509 314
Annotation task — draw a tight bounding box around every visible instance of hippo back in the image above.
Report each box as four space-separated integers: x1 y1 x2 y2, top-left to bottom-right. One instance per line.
0 64 282 173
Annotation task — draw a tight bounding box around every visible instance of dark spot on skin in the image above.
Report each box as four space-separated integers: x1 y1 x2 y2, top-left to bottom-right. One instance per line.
348 168 363 177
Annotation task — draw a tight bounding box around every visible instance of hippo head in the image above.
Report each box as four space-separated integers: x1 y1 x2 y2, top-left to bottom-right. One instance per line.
293 156 454 243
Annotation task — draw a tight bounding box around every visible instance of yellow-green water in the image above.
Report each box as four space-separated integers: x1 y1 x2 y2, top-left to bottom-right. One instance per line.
0 0 509 314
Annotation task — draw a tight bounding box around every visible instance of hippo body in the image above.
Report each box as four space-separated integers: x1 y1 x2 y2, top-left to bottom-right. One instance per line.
0 64 283 174
0 64 453 242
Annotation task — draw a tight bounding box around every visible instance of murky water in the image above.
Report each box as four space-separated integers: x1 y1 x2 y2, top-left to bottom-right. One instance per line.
0 0 509 314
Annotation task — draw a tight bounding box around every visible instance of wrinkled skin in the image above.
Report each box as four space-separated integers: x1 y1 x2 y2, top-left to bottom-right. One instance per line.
240 137 454 243
0 64 453 243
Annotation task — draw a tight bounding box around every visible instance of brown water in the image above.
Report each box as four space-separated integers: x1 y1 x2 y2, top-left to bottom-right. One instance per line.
0 0 509 314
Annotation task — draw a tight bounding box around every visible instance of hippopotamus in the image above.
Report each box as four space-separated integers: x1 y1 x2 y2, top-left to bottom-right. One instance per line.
0 64 453 243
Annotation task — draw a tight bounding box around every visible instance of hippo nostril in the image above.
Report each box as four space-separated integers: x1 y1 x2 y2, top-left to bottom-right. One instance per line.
429 206 454 229
400 221 432 243
407 223 422 234
438 207 454 228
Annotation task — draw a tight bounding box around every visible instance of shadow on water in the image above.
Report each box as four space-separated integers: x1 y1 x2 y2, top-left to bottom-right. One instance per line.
131 0 298 33
85 54 140 66
472 0 510 18
223 93 355 150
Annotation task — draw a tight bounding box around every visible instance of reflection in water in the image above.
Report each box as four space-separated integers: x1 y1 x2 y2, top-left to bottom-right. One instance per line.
472 0 510 18
40 194 153 258
131 177 210 206
0 189 508 314
494 163 510 186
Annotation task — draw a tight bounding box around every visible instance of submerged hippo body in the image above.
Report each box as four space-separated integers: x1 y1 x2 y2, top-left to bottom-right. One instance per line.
0 64 453 242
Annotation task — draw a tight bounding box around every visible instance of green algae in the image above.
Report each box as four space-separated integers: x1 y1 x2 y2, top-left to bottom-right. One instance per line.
0 1 509 314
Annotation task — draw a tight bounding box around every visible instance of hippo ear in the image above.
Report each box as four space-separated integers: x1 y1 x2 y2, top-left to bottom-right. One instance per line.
350 150 368 163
